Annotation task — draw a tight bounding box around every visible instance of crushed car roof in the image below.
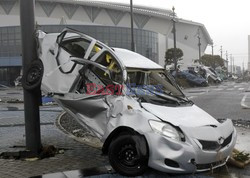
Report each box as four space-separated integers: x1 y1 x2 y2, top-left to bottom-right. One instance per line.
113 48 163 70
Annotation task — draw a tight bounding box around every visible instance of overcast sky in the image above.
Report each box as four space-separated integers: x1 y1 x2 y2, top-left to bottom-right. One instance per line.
93 0 249 69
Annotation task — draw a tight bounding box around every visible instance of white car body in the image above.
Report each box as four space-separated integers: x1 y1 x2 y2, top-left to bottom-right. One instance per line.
36 28 236 176
203 66 222 83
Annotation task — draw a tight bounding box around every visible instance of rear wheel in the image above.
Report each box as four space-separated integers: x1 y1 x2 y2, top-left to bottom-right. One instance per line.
22 59 43 90
108 134 148 176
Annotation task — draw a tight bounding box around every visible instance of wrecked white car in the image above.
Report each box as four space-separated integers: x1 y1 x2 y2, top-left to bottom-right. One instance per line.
30 28 236 176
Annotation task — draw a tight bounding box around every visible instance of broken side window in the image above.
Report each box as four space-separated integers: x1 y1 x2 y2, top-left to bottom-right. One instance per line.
60 38 90 58
75 51 123 95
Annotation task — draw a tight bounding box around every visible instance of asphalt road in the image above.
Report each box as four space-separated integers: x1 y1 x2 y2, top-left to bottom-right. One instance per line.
183 81 250 121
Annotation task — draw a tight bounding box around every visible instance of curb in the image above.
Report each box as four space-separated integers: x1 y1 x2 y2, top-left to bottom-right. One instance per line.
0 122 54 128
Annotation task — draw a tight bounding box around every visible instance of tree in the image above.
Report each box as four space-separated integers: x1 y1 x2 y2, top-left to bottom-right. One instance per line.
164 48 183 69
199 54 224 68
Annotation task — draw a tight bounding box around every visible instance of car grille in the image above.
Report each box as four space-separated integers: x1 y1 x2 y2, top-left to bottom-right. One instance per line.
196 157 227 170
198 140 220 150
221 133 232 147
198 133 233 151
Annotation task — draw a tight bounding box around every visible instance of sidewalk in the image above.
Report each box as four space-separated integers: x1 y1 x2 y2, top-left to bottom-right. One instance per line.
0 112 109 178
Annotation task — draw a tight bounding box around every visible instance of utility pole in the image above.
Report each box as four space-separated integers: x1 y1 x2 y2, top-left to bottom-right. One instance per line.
198 35 201 61
230 54 233 74
242 61 245 76
232 57 235 74
220 46 223 59
20 0 42 155
226 51 228 76
172 6 177 71
211 44 215 69
130 0 135 52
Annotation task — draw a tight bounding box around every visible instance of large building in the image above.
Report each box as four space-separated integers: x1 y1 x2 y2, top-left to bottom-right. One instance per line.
0 0 212 85
248 35 250 71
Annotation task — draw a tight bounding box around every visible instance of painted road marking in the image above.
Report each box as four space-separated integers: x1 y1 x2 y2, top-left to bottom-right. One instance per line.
213 88 224 91
241 94 250 109
187 96 197 99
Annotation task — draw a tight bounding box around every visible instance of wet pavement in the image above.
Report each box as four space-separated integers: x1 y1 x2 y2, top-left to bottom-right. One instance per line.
184 81 250 121
1 85 250 177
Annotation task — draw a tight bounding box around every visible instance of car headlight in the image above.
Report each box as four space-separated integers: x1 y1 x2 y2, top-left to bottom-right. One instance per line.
149 120 184 141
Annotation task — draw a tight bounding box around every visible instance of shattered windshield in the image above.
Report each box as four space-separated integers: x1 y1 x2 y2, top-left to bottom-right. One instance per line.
126 69 191 106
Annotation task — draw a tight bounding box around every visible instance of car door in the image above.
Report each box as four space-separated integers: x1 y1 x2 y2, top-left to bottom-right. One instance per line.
40 28 99 94
55 50 125 138
48 28 126 138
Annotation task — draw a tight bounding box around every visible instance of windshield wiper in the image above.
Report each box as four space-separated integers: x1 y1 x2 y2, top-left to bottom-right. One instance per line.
140 87 181 105
169 94 193 105
141 86 194 105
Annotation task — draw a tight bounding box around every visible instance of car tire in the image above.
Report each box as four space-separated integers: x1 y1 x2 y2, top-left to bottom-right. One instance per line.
22 59 44 91
201 82 208 87
207 76 214 84
108 134 148 176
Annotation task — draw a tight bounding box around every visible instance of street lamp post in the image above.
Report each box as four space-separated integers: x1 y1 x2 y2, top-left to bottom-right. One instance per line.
211 44 214 56
20 0 42 155
198 35 201 61
220 46 223 59
172 6 177 71
230 54 233 74
130 0 135 52
226 51 229 76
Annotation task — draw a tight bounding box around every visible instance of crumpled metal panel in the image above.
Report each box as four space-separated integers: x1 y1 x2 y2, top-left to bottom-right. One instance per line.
180 119 234 141
56 95 110 138
142 103 218 127
37 31 82 94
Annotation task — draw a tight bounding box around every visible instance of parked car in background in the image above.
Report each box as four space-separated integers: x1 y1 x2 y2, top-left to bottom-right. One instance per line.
202 66 221 84
172 70 208 87
27 28 236 176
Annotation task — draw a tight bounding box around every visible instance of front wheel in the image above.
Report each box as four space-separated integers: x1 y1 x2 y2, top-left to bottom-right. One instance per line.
108 134 149 176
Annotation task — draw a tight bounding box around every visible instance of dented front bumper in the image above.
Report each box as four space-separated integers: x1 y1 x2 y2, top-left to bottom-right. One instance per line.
145 120 236 173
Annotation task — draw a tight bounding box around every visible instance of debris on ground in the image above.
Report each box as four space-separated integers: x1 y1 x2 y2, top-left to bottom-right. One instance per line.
0 145 66 161
6 98 23 103
228 148 250 168
25 157 39 161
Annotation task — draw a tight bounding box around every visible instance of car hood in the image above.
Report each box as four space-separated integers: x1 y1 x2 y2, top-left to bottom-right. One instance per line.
142 103 218 127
